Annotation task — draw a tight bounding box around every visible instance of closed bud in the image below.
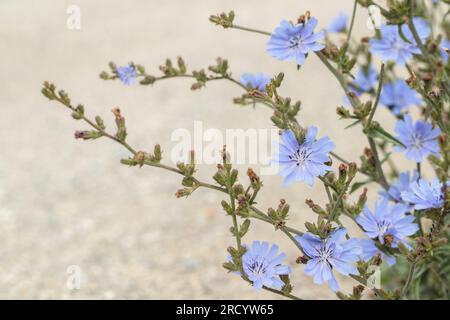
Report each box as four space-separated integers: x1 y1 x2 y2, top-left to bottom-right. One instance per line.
357 188 368 208
296 256 308 264
74 130 101 140
223 261 238 272
95 116 106 130
140 75 156 85
348 162 357 180
337 106 351 118
120 158 137 166
305 222 317 234
239 219 251 237
175 188 192 198
233 184 245 196
221 200 233 215
153 144 162 162
229 169 238 186
338 163 348 185
133 151 147 167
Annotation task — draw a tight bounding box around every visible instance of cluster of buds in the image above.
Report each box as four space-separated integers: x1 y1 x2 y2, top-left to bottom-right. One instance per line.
121 145 163 167
209 11 235 29
223 245 246 274
345 187 368 217
304 220 333 239
175 151 197 198
267 199 290 229
336 284 366 300
111 108 127 142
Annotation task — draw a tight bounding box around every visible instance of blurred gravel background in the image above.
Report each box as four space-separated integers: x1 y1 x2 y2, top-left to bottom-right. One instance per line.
0 0 416 299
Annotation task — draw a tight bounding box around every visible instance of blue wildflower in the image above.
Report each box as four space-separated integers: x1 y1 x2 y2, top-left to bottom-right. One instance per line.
380 80 422 115
326 12 348 33
296 228 361 292
342 66 377 107
239 73 271 92
359 239 396 266
394 115 441 162
401 17 431 43
369 18 430 65
401 178 445 210
380 170 418 205
351 65 378 95
267 18 325 66
356 200 419 248
116 64 138 85
273 128 335 186
241 241 291 290
440 39 450 63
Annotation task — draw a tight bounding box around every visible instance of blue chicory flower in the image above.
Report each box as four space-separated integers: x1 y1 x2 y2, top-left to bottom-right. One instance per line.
267 18 325 66
380 170 419 207
326 12 348 33
394 115 441 162
401 177 445 210
380 80 422 115
351 65 378 95
272 128 335 186
356 200 419 248
440 39 450 63
358 239 396 266
369 18 431 65
241 241 291 290
296 228 361 292
116 64 138 85
239 73 271 92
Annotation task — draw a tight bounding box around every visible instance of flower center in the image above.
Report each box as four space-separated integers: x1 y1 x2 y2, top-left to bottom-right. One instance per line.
377 219 392 235
289 35 303 49
412 135 423 149
318 243 335 264
289 146 312 166
249 261 267 276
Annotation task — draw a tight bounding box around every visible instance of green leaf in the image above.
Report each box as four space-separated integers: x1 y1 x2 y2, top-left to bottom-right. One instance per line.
368 126 405 147
350 180 371 194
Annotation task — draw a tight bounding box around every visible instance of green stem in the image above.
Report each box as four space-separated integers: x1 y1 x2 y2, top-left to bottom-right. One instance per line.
367 63 385 125
230 24 271 36
228 189 242 249
401 261 417 299
368 138 389 189
346 1 358 43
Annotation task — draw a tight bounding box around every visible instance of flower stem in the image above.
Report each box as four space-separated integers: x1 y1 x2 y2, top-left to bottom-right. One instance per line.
367 63 385 125
368 137 389 189
401 261 417 299
346 1 358 43
230 24 271 36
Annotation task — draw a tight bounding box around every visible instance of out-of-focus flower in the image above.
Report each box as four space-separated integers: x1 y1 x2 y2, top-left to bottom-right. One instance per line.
326 12 348 33
351 65 378 95
394 115 441 162
380 170 418 207
239 73 271 92
242 241 291 290
296 228 361 292
369 18 431 65
358 239 396 266
440 39 450 63
401 178 446 210
272 128 335 186
116 64 138 85
380 80 422 115
267 18 325 66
